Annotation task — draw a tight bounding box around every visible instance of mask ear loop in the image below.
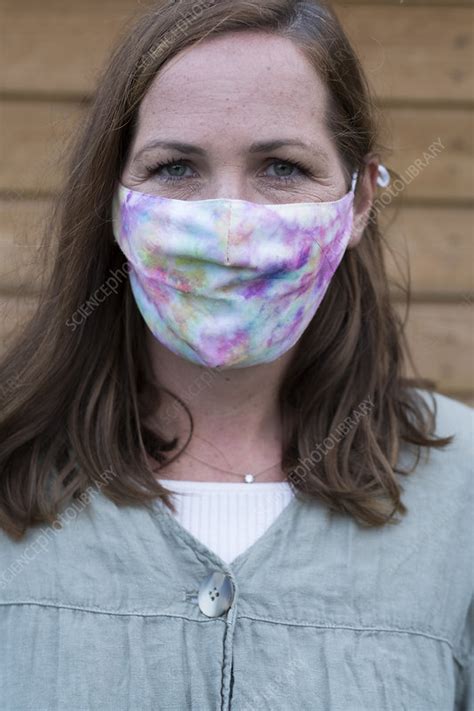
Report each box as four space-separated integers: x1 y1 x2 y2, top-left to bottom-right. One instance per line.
351 170 359 193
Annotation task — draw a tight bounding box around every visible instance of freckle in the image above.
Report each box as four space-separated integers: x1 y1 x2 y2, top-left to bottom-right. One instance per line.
449 68 465 83
451 137 465 151
453 33 470 49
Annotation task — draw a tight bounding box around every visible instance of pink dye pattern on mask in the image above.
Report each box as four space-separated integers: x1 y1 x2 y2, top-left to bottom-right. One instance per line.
111 183 355 369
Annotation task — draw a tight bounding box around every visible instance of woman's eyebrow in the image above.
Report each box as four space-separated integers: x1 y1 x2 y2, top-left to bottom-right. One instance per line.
248 138 317 153
133 138 328 161
249 139 330 166
134 140 207 159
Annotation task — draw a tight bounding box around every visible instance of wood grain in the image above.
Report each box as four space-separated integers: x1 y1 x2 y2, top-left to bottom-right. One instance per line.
379 108 473 202
382 206 474 297
394 301 474 393
337 6 474 102
0 101 83 195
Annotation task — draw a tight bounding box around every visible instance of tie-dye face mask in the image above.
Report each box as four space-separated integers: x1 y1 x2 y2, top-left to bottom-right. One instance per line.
111 179 356 369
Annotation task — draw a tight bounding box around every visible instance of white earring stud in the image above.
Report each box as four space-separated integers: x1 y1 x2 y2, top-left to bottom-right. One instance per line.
377 164 391 188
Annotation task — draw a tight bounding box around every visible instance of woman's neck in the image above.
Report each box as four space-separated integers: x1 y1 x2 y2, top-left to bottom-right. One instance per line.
144 332 297 482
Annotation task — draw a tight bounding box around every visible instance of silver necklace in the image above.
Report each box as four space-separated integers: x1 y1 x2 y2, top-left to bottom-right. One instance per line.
178 449 284 484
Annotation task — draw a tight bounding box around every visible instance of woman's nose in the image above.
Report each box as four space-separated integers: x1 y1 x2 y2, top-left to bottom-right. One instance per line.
201 170 256 202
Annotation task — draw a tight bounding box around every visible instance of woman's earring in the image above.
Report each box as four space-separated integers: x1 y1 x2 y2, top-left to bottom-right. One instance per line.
377 164 391 188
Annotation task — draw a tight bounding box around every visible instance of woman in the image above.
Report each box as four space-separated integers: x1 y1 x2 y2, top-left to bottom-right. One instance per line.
0 1 472 709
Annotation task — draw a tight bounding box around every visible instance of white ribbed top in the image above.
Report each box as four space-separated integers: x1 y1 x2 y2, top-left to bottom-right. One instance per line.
158 478 295 564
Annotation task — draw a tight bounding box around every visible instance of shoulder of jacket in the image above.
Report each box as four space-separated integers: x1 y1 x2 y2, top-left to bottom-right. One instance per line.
0 489 105 596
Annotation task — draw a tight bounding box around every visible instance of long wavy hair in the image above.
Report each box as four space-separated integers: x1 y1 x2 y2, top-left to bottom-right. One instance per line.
0 0 452 539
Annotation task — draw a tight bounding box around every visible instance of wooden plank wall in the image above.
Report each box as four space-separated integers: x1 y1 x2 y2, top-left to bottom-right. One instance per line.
0 0 473 405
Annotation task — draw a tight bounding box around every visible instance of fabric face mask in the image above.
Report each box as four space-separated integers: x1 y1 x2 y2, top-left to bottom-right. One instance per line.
111 178 356 369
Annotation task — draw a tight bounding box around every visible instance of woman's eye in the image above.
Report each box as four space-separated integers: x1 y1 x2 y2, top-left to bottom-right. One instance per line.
264 160 307 182
146 160 193 181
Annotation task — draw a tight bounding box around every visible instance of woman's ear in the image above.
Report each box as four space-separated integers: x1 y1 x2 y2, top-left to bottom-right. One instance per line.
347 156 380 249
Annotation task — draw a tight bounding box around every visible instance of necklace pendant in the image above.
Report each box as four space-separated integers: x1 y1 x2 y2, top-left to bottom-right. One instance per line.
244 473 255 484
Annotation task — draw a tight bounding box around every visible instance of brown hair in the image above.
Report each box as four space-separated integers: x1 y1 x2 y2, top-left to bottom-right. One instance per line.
0 0 452 540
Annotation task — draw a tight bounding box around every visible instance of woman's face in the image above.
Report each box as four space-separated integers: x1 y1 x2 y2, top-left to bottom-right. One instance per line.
122 31 377 245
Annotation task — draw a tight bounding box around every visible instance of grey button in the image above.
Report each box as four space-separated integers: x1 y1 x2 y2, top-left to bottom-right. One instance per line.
198 571 234 618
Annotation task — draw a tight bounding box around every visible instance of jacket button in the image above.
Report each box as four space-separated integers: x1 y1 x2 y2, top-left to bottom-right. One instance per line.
198 571 234 618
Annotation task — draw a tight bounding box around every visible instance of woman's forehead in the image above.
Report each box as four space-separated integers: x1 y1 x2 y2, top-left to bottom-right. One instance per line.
136 31 329 131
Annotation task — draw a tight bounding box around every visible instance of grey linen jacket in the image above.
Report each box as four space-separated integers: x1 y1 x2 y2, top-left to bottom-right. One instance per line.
0 390 473 711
